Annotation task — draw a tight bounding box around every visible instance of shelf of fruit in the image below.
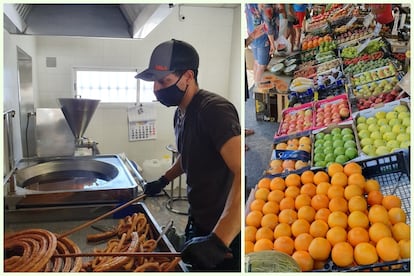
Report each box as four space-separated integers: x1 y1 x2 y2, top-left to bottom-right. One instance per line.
354 100 410 157
343 58 394 76
352 76 400 99
313 94 351 130
350 64 397 87
276 103 314 138
340 38 387 65
335 27 374 46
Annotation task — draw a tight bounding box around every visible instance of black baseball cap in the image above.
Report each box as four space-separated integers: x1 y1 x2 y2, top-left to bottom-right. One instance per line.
135 39 199 81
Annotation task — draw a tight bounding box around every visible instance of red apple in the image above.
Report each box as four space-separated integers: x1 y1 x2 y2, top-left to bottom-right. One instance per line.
339 107 350 118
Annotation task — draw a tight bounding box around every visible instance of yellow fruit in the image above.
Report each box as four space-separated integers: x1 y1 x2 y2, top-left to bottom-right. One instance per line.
331 242 354 267
354 242 378 265
308 237 331 261
376 237 400 261
392 222 410 242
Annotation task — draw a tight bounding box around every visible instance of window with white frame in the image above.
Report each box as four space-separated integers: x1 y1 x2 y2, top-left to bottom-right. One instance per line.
74 68 156 103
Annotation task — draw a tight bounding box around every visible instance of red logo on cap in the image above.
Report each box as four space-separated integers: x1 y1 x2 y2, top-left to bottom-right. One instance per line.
155 65 168 71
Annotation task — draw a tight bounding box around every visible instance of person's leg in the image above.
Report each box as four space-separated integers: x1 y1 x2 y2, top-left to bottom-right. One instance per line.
253 45 271 84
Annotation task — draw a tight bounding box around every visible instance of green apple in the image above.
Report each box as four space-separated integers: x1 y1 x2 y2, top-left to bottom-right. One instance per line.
392 125 406 134
402 117 410 127
386 140 400 149
393 104 409 113
397 111 410 120
383 131 397 142
323 140 334 148
332 134 343 141
323 146 334 155
356 116 367 124
314 146 324 155
373 139 386 147
341 128 354 136
360 137 373 147
358 130 371 139
315 132 325 140
362 144 376 156
388 118 402 127
325 153 335 163
333 139 344 148
315 161 326 167
324 134 333 141
397 133 410 143
368 124 378 133
334 147 346 156
370 131 382 140
375 146 390 156
314 153 325 163
400 140 410 148
335 154 349 164
345 147 358 159
331 127 341 136
343 134 355 141
380 125 392 134
315 139 324 148
375 111 387 119
366 117 377 125
357 123 369 132
376 118 389 126
386 111 398 120
344 140 357 149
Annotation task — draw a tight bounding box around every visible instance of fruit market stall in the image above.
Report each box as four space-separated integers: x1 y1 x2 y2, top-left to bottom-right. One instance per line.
245 3 410 272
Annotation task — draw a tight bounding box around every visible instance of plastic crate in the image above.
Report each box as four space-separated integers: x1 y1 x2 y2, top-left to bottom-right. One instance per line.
315 151 410 272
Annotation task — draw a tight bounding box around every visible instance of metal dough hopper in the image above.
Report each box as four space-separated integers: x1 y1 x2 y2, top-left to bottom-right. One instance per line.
58 98 100 155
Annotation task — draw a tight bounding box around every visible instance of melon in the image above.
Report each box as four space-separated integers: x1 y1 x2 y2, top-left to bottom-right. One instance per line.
245 250 301 272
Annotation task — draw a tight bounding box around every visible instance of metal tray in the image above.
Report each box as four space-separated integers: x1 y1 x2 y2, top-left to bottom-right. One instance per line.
4 202 188 272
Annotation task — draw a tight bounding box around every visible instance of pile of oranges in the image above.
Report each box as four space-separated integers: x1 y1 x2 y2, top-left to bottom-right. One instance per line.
246 162 410 271
268 136 311 174
302 35 332 51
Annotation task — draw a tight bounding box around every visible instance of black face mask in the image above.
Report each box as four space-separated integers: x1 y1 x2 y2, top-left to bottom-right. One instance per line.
155 74 187 107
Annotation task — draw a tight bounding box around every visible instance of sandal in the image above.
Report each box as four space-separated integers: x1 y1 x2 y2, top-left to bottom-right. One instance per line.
245 129 255 136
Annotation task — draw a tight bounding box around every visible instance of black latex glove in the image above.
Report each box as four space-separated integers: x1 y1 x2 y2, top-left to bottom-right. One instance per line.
143 176 169 196
181 233 232 270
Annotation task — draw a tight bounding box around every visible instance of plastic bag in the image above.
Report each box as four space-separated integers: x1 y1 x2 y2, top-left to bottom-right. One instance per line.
274 18 291 54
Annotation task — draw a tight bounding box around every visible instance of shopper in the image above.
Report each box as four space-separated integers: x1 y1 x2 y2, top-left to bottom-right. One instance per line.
293 4 307 51
369 4 395 29
136 39 241 271
279 4 298 52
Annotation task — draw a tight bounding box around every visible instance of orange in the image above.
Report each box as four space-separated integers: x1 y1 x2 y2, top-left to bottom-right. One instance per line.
292 250 314 272
279 196 295 210
301 170 315 185
314 208 331 222
367 190 384 206
245 225 257 242
282 160 296 170
275 143 288 150
311 194 329 210
256 226 274 241
250 199 266 212
288 138 299 147
327 162 344 177
348 227 370 247
246 210 263 228
318 37 324 45
331 242 354 267
299 136 311 145
364 179 380 193
369 222 392 243
278 209 297 224
327 185 344 199
348 210 369 229
344 184 363 200
382 195 402 210
343 162 362 176
326 226 347 246
262 201 279 215
308 237 331 261
261 213 279 229
285 173 301 187
257 177 271 189
295 194 311 209
313 171 330 185
392 222 410 242
316 182 331 195
368 204 390 225
309 219 329 238
327 211 348 228
297 205 316 223
313 260 328 270
270 177 286 191
270 159 283 168
376 237 400 261
285 186 300 198
268 165 283 175
245 240 254 254
267 189 285 203
398 240 410 259
294 232 313 251
330 172 348 187
297 145 311 154
255 187 270 201
300 183 317 197
348 195 367 212
388 207 406 224
347 173 366 189
328 196 348 213
354 242 378 265
273 236 295 255
254 238 274 252
291 219 310 237
274 222 291 239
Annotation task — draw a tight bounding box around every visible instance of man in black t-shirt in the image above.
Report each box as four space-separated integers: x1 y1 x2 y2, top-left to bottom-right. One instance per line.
135 39 241 272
